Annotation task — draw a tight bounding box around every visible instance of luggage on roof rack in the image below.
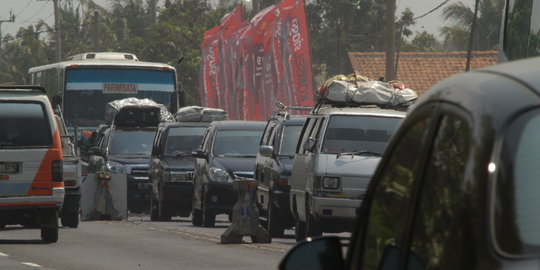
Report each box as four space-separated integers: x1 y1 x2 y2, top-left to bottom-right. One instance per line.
175 106 228 122
105 97 174 127
316 74 417 110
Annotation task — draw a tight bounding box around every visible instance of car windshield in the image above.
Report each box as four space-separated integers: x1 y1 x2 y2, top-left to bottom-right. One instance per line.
213 130 263 157
321 115 403 155
109 130 156 156
163 126 207 157
279 125 303 156
0 102 52 148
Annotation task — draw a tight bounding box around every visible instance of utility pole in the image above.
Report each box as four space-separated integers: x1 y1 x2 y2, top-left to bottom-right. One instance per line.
465 0 480 72
385 0 396 81
0 11 16 40
53 0 61 62
93 11 99 51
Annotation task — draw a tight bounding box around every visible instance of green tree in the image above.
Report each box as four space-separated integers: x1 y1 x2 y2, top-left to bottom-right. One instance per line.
401 31 442 52
442 0 504 50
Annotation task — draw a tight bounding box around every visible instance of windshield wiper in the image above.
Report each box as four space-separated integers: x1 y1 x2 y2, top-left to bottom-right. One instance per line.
173 151 192 158
337 150 382 158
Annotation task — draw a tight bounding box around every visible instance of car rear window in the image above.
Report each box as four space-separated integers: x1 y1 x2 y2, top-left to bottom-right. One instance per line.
495 108 540 256
0 102 52 148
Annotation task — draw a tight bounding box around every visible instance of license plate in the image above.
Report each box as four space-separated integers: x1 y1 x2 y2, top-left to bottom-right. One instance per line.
0 162 20 174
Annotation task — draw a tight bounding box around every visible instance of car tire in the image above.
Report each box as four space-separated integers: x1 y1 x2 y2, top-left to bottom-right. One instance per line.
159 201 172 222
60 211 79 228
150 195 159 221
202 196 216 227
267 195 285 238
41 210 59 243
192 208 203 226
294 217 306 242
305 196 322 238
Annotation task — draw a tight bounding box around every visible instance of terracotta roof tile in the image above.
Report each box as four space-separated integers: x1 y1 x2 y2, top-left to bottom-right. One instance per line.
347 51 498 96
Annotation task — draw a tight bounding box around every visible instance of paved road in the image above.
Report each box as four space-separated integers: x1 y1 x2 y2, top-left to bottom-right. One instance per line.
0 213 349 270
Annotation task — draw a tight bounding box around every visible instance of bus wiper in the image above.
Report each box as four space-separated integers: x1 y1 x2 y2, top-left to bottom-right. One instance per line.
337 150 382 158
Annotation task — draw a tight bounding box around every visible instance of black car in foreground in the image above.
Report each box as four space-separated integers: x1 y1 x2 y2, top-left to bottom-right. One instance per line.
191 120 265 227
149 122 208 221
280 56 540 269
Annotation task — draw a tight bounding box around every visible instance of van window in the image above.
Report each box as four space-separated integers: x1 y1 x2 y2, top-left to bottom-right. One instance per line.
163 127 206 156
495 108 540 255
0 102 52 148
321 115 402 154
279 125 303 156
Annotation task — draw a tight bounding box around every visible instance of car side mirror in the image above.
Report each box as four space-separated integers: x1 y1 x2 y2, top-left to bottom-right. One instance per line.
88 146 101 156
259 145 274 157
192 149 207 159
304 137 317 153
279 236 345 270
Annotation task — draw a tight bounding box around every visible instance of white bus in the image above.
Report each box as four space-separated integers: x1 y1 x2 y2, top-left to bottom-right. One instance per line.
29 52 180 130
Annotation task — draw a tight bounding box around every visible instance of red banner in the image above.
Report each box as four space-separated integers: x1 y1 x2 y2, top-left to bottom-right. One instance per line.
200 0 314 120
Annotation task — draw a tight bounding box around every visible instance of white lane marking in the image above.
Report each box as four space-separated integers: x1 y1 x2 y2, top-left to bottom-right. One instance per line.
21 262 43 268
0 252 8 257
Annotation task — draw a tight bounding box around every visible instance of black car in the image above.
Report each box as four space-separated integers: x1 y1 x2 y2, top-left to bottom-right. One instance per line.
280 54 540 269
255 113 306 237
191 120 265 227
149 122 209 221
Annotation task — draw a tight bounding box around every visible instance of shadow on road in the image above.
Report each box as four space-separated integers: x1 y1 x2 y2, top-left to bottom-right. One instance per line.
0 239 49 245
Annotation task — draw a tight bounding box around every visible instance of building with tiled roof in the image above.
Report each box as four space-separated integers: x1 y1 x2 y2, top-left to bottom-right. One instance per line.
348 51 498 96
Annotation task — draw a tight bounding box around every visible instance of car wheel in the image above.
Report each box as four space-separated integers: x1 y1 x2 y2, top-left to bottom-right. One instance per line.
267 195 285 238
159 200 172 222
41 210 59 243
202 194 216 227
150 194 159 221
191 185 203 226
60 211 79 228
294 216 306 242
305 197 322 238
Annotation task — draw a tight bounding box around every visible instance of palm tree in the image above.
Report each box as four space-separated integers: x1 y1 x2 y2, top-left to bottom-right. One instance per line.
442 0 504 50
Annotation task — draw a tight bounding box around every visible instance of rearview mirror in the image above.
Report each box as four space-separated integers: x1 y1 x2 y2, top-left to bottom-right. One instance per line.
259 145 274 157
88 146 101 156
192 149 207 159
304 137 316 152
279 236 344 270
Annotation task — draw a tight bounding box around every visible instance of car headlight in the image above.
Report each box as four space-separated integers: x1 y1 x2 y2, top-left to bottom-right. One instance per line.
106 161 125 174
322 177 340 189
208 167 233 183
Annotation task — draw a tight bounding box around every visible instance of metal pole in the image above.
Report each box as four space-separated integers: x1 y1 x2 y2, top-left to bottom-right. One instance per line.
53 0 62 61
385 0 396 81
465 0 480 72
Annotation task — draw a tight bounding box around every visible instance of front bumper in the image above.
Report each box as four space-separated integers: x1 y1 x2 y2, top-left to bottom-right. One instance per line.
311 196 361 220
162 181 193 203
204 182 236 214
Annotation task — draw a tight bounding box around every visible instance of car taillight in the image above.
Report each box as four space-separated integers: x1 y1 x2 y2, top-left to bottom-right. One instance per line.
52 160 63 182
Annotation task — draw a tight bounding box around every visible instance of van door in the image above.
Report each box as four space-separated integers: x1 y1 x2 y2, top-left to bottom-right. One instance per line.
0 102 57 198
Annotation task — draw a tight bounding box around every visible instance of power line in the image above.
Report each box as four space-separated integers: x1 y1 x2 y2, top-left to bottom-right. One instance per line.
15 0 34 17
19 0 50 24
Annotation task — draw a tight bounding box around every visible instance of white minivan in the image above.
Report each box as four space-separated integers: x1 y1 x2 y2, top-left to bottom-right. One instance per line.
0 85 64 243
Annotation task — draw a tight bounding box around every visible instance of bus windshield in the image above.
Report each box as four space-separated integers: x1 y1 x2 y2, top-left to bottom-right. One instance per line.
64 68 175 127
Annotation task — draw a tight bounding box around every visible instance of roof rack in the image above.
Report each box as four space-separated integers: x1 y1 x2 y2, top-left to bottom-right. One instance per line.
0 85 46 94
271 101 313 120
